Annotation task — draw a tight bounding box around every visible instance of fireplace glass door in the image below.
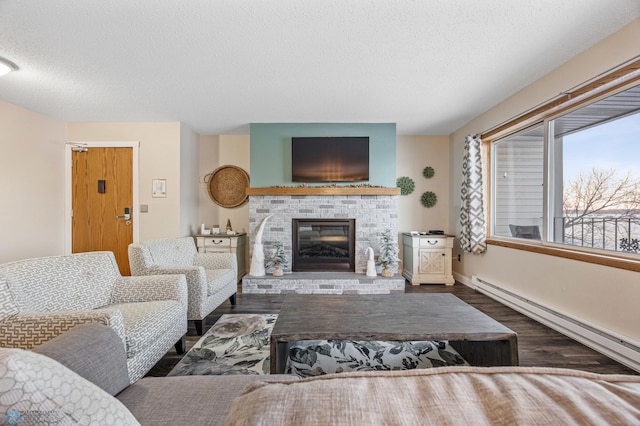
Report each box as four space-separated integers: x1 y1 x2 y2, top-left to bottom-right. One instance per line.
292 219 355 272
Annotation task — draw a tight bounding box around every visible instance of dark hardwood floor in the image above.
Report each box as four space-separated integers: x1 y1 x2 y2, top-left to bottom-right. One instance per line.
146 281 638 377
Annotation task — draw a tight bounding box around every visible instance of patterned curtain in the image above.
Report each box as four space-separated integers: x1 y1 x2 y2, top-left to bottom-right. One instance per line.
460 134 487 254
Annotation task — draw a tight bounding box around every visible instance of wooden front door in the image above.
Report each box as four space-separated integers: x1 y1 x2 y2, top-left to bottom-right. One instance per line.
72 147 133 275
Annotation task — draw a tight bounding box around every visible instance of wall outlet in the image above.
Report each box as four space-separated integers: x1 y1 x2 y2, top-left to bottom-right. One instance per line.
457 254 461 262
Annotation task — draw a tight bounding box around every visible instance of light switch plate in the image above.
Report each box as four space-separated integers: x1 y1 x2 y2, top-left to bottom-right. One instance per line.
140 204 149 213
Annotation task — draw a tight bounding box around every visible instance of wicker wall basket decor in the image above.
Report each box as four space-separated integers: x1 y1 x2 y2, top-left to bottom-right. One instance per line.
206 165 250 208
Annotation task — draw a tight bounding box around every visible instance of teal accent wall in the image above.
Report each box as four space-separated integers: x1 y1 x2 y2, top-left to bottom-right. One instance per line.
249 123 396 187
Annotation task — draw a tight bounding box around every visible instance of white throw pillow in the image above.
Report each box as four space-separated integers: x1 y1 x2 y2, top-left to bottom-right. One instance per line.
0 348 139 425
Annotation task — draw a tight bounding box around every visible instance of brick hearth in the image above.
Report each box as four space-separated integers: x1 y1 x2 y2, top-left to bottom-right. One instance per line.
242 272 405 294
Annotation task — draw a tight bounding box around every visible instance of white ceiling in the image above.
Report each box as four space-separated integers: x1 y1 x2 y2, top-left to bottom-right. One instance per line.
0 1 638 135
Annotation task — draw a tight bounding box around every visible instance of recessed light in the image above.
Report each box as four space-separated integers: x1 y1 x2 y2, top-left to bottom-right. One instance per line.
0 57 18 76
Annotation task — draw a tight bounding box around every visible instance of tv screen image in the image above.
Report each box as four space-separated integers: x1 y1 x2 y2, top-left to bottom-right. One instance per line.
291 136 369 182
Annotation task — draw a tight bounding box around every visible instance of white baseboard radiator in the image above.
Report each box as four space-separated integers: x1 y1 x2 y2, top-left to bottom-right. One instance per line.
470 275 640 373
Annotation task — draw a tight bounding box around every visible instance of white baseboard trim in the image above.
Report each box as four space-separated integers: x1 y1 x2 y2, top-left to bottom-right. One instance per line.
463 275 640 373
453 272 472 287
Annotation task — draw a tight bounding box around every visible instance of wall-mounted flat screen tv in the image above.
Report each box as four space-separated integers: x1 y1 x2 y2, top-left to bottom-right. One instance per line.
291 136 370 182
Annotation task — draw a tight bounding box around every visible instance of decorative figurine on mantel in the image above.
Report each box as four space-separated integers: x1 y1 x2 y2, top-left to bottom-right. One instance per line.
266 241 287 277
376 228 401 277
365 247 377 277
249 215 272 276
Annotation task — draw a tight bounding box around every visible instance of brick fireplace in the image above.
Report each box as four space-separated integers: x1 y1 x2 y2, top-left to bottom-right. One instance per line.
247 192 398 274
242 190 403 294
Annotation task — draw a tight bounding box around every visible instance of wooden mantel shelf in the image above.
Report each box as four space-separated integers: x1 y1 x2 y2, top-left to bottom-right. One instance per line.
246 187 400 196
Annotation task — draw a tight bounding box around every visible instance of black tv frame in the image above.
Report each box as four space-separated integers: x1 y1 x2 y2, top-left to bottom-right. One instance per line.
291 136 369 182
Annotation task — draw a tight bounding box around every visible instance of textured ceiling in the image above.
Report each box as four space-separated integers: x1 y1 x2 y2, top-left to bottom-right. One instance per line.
0 1 638 135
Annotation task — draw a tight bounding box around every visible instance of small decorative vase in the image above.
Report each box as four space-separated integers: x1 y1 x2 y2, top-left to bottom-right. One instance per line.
381 268 393 278
272 264 284 277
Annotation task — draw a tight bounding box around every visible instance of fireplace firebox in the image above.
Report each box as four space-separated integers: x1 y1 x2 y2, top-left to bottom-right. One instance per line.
292 219 356 272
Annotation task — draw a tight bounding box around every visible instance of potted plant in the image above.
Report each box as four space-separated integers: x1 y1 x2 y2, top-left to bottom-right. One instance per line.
376 228 400 277
266 241 287 277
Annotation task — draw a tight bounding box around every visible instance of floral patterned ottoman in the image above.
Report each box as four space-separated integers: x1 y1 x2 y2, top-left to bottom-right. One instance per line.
285 339 467 377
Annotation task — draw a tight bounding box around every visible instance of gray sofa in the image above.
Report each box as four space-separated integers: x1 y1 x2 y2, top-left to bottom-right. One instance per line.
128 237 237 335
0 251 188 382
0 323 297 425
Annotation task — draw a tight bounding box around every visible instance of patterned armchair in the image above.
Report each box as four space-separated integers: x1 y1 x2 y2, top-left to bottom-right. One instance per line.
128 237 237 335
0 251 188 383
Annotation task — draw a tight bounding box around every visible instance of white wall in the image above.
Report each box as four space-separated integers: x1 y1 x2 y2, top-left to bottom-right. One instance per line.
198 135 250 235
67 122 183 241
0 110 452 268
180 124 200 236
396 135 450 235
198 135 220 228
0 101 67 262
449 20 640 342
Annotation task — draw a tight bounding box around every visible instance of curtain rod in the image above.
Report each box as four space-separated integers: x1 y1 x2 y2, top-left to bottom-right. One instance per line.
480 54 640 137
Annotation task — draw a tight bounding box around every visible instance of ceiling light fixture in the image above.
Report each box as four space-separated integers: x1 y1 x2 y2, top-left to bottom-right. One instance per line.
0 57 18 76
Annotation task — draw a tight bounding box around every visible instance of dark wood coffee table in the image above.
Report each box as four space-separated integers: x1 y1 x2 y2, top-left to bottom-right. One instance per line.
270 293 518 373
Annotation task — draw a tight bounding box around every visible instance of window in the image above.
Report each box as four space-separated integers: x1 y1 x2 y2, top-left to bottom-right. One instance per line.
491 83 640 257
492 124 544 240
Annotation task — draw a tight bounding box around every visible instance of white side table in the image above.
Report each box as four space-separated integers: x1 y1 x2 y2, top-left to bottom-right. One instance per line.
401 233 455 286
195 233 246 282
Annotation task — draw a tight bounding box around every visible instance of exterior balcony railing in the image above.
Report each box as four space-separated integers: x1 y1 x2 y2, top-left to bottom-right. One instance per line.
556 216 640 254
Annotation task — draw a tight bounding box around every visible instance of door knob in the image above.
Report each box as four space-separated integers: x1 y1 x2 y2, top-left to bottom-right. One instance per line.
116 207 131 220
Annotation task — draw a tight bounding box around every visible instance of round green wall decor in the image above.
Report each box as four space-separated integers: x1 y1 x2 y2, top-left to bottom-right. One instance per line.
422 166 435 179
396 176 415 195
420 191 437 208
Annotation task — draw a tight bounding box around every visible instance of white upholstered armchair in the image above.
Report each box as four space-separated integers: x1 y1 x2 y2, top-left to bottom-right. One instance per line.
0 251 188 383
128 237 237 335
